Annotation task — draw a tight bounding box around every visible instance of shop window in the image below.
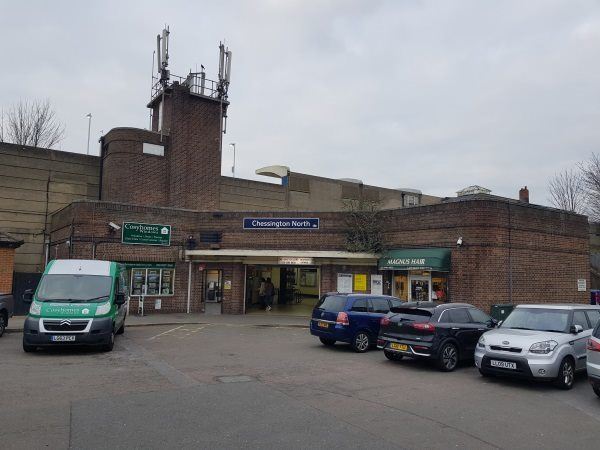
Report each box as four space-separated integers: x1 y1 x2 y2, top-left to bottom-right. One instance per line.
432 273 448 302
129 267 175 296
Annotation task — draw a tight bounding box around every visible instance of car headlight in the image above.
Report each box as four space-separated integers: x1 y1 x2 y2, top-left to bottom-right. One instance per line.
529 340 558 354
477 335 486 348
29 301 41 316
95 301 112 316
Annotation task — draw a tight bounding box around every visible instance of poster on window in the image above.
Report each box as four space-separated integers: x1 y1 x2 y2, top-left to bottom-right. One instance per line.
371 274 383 295
337 273 353 294
354 274 367 291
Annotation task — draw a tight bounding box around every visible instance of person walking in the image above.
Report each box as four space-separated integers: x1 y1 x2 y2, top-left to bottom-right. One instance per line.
258 278 266 309
264 277 275 311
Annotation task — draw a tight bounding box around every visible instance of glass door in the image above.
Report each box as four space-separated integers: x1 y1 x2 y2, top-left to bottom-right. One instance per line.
409 275 430 301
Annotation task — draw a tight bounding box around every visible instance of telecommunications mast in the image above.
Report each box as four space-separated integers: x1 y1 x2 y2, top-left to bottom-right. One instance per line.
156 26 170 86
217 42 232 152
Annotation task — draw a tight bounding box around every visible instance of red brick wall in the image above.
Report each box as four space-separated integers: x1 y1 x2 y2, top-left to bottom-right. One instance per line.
0 247 16 294
49 198 589 315
101 128 169 206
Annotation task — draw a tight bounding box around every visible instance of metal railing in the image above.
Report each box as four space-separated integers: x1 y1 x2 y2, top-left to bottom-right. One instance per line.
150 72 223 103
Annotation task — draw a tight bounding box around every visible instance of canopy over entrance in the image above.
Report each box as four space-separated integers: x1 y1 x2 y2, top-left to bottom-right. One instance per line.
378 248 451 272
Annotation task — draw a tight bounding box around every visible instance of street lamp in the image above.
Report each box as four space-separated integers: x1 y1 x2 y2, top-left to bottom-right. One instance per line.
85 113 92 155
229 142 236 178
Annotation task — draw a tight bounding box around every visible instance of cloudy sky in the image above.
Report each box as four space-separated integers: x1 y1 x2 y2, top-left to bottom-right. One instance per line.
1 0 600 204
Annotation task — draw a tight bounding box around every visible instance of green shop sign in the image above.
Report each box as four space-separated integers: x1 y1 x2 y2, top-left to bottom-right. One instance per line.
378 248 451 272
122 222 171 246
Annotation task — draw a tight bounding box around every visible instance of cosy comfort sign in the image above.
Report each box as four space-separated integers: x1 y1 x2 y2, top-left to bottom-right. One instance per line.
122 222 171 246
243 218 319 230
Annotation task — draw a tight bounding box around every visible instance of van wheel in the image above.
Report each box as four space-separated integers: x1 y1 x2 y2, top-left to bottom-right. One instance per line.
102 330 115 352
0 312 6 337
116 321 125 335
554 357 575 390
437 342 459 371
352 332 371 353
384 350 403 361
23 341 36 353
319 337 335 346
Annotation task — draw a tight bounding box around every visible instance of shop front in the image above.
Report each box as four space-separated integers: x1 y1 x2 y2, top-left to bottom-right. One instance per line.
379 249 451 302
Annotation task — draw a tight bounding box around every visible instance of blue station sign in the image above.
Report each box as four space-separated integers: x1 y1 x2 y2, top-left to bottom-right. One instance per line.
243 218 320 230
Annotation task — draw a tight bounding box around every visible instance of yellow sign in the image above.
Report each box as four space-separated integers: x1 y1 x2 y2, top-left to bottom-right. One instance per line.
354 274 367 291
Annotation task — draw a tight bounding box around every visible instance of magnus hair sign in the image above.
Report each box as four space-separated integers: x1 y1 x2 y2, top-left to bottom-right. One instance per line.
243 218 319 230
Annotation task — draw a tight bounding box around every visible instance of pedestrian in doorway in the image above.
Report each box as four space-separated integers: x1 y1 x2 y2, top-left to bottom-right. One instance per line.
259 278 266 308
265 277 275 311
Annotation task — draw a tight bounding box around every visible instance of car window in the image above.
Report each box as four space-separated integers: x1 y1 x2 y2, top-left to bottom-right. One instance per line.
446 308 471 324
390 298 403 308
503 308 570 333
390 308 432 323
594 322 600 339
370 298 390 314
468 308 491 324
572 310 590 330
586 310 600 329
315 295 347 312
350 298 368 313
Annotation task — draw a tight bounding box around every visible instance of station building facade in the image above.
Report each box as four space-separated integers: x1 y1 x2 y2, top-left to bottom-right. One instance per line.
40 73 590 315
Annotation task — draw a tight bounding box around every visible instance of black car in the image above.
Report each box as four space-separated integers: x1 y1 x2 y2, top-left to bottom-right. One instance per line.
377 302 497 371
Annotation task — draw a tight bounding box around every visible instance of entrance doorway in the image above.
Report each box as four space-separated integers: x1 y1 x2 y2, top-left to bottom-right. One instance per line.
245 265 320 316
410 276 430 301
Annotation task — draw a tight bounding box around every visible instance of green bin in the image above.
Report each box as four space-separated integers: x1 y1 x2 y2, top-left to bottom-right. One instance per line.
490 304 515 322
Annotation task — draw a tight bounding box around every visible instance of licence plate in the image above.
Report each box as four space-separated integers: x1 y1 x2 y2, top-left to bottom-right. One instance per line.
390 342 408 351
490 360 516 370
317 321 329 329
51 335 76 342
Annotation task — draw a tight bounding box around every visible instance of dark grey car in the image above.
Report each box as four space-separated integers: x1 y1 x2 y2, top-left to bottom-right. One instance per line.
0 294 14 337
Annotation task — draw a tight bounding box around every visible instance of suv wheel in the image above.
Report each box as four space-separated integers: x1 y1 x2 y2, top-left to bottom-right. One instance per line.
437 342 459 372
319 337 335 346
554 357 575 390
0 312 6 338
352 332 371 353
384 350 403 361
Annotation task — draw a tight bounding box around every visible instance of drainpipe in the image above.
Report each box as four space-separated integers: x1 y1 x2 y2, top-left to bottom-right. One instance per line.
187 259 192 314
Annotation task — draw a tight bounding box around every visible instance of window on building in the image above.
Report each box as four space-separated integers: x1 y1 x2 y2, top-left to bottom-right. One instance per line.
129 267 175 296
403 195 419 207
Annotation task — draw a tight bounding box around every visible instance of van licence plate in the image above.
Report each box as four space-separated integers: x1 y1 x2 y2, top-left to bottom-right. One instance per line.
51 335 76 342
490 360 516 370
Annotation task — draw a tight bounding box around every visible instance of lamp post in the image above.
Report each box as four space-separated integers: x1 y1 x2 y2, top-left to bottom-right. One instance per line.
85 113 92 155
229 142 236 178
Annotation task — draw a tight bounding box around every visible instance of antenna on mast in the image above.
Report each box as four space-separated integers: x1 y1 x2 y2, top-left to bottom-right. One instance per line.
156 26 170 86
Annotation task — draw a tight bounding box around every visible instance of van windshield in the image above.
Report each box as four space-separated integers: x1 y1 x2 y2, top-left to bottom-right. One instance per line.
36 275 113 303
502 308 570 333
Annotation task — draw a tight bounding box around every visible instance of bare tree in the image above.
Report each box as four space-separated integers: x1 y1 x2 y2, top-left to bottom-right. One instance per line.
5 99 65 149
343 198 385 253
548 168 586 214
580 153 600 221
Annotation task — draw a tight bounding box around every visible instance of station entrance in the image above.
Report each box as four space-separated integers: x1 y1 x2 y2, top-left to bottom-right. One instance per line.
245 265 320 316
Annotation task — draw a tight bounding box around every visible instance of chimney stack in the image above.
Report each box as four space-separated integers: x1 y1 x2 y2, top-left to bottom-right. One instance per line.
519 186 529 203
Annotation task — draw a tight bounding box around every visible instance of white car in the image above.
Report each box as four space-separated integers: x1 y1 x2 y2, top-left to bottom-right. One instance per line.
475 304 600 389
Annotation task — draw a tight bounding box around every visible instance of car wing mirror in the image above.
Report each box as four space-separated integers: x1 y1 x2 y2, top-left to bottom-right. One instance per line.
115 293 126 305
570 324 584 334
22 289 34 304
488 318 499 328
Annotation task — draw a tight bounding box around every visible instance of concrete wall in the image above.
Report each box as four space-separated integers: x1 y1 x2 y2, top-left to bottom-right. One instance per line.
0 143 100 273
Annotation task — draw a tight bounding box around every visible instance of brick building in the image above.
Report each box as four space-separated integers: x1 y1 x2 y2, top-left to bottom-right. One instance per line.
0 232 23 295
9 56 587 316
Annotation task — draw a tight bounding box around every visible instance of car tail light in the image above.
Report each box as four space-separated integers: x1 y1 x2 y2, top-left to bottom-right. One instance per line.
336 311 349 326
587 338 600 352
380 316 390 326
412 322 435 332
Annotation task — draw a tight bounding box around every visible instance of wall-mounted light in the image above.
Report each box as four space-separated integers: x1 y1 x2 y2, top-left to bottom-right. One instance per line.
456 237 463 247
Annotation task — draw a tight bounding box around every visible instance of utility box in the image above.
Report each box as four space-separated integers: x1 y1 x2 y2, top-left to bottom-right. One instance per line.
490 304 515 322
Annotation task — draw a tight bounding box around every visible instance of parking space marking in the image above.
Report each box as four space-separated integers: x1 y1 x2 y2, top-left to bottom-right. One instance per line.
147 325 185 341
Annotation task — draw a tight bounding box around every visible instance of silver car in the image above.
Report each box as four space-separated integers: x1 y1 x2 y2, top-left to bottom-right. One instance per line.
587 321 600 397
475 304 600 389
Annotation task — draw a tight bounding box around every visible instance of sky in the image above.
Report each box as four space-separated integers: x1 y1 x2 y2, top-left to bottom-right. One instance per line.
1 0 600 205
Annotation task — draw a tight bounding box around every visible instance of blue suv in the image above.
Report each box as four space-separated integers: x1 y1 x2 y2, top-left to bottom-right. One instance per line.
310 293 402 352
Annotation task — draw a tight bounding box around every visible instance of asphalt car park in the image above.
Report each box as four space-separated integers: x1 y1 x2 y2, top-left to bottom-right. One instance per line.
1 321 599 450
